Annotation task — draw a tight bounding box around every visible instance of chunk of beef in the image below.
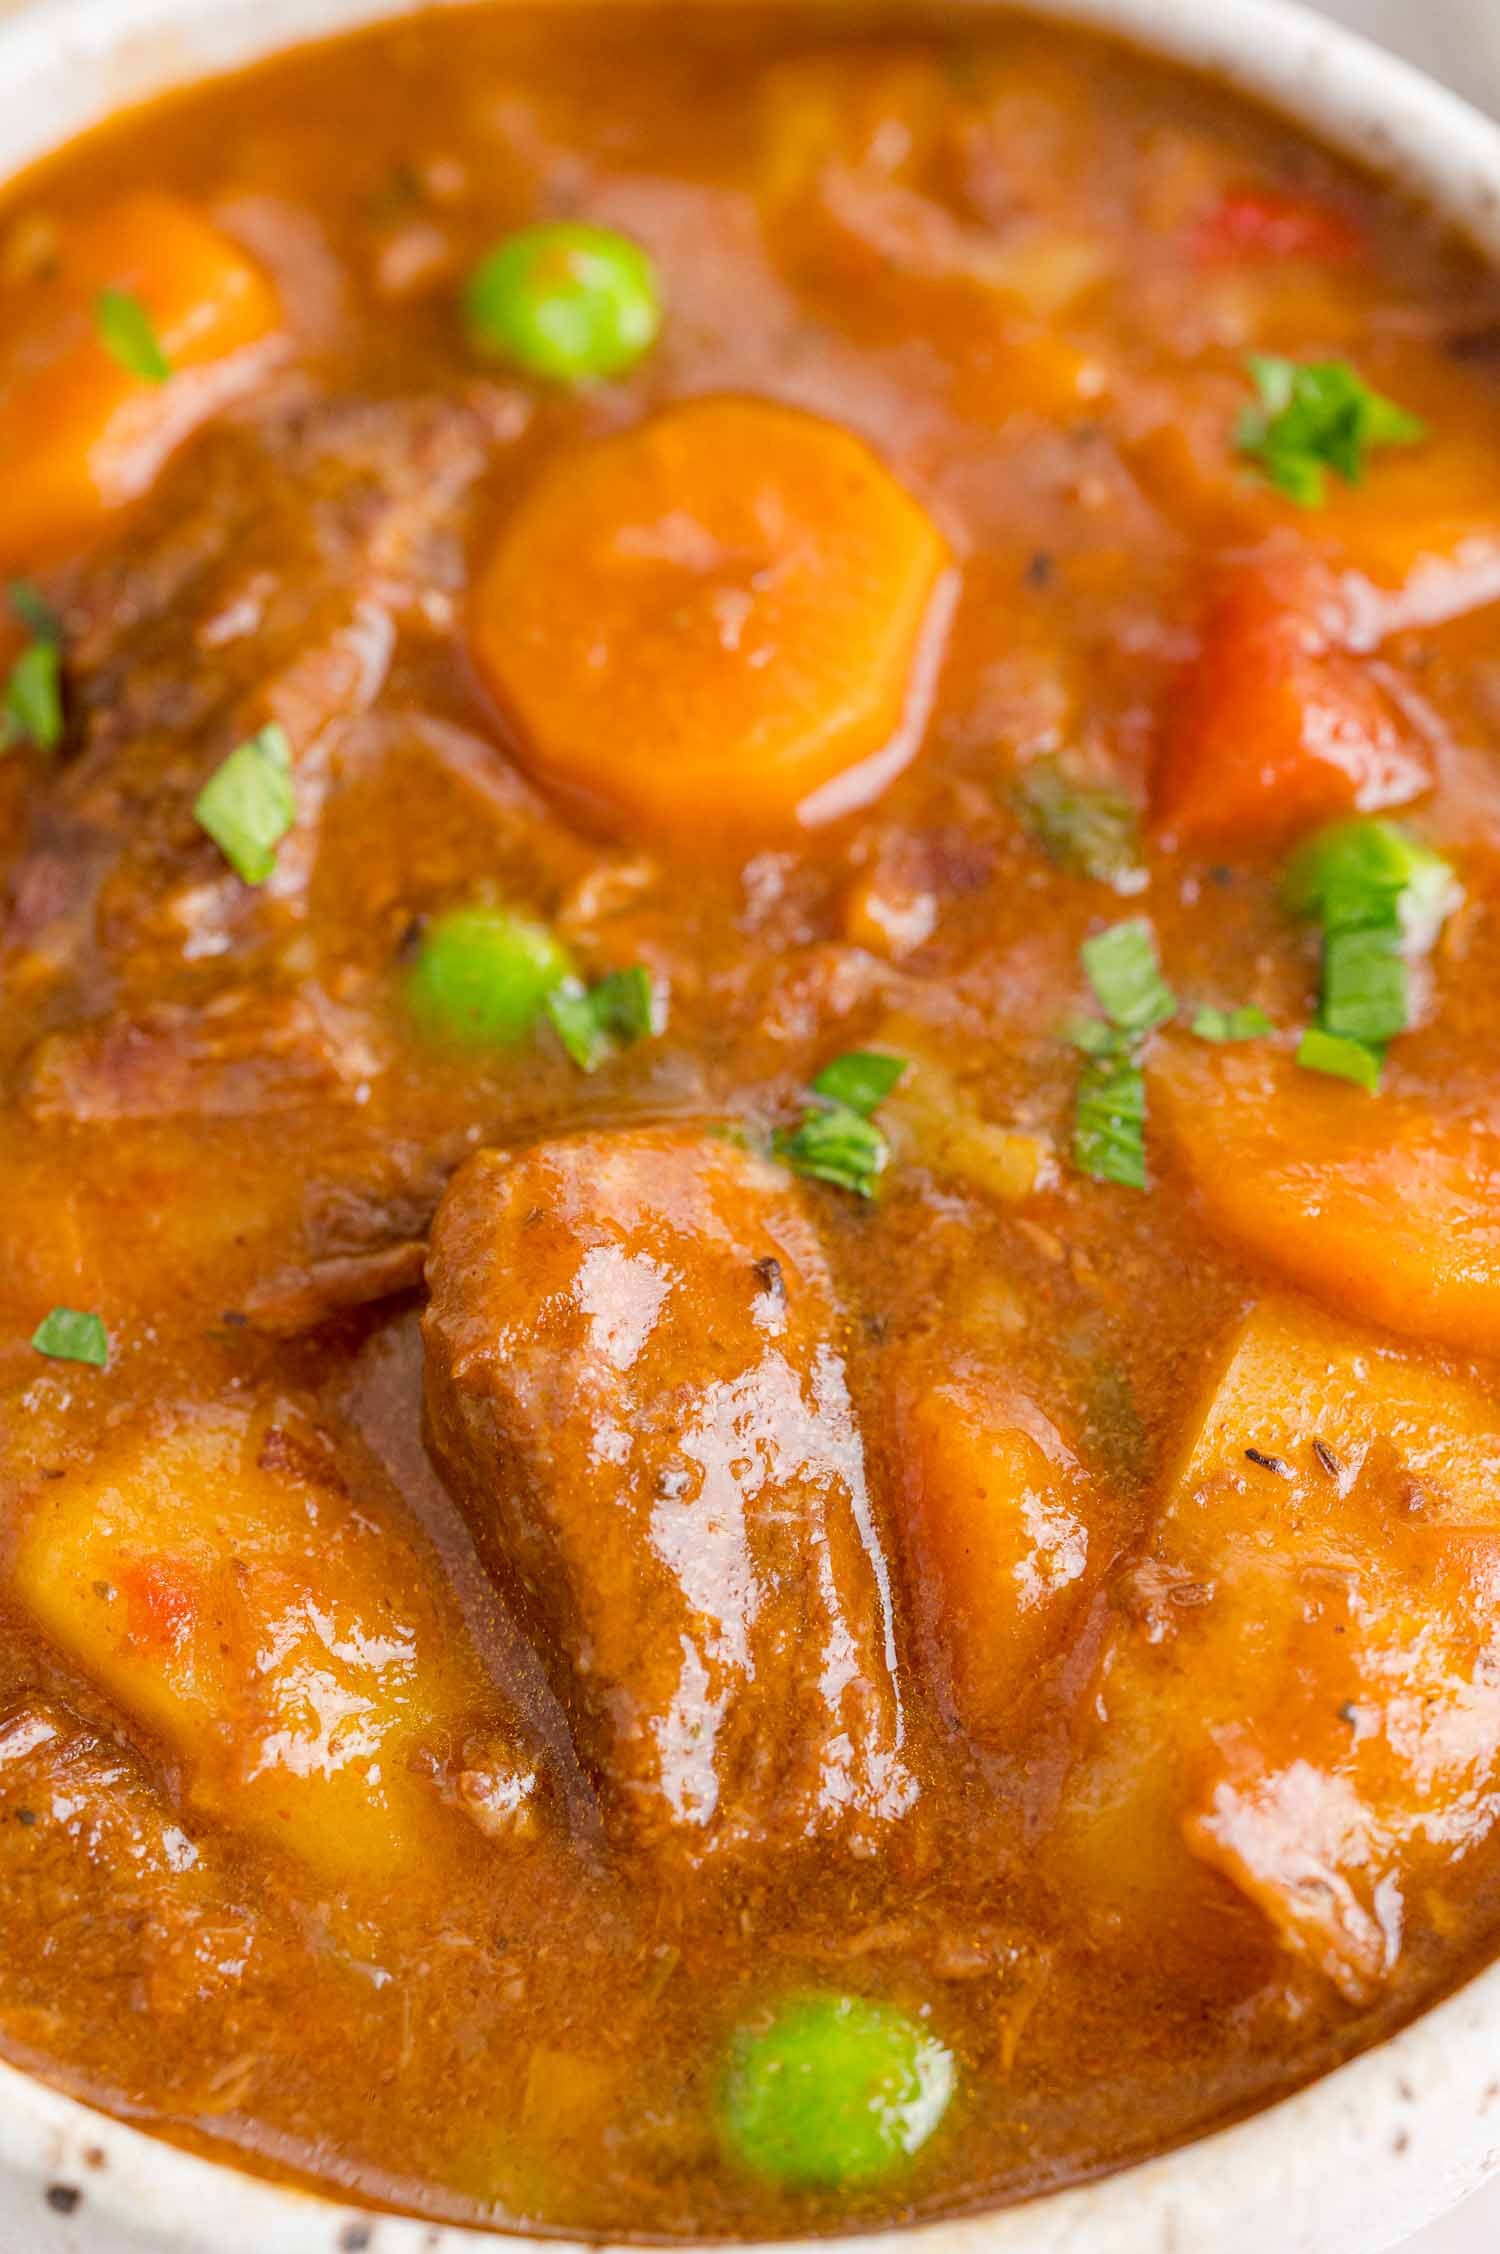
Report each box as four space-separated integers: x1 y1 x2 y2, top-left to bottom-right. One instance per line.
422 1127 917 1864
0 1694 260 2021
0 397 510 1331
4 392 489 991
243 1236 430 1335
17 984 380 1123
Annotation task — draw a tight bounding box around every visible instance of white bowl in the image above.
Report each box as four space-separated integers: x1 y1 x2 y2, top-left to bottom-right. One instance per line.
7 0 1500 2247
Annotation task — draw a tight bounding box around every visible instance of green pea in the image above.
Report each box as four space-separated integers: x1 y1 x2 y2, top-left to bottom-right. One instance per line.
462 221 661 383
720 1993 955 2190
405 905 573 1047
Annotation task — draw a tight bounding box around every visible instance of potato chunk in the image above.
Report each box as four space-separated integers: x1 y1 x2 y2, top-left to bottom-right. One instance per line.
1062 1298 1500 2002
12 1401 514 1884
891 1363 1098 1743
1152 1040 1500 1357
423 1127 917 1863
756 48 1109 414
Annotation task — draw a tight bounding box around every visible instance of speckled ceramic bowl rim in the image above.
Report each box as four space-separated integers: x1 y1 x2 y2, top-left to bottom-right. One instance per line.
5 0 1500 2248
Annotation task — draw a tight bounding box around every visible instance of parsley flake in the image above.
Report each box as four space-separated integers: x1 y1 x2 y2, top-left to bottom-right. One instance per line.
1067 921 1174 1190
1295 1027 1383 1092
0 578 64 757
1074 1047 1147 1191
1 639 62 755
1235 354 1425 506
774 1050 908 1199
1282 817 1459 1090
1190 1005 1272 1043
811 1050 908 1116
775 1104 889 1199
545 964 662 1074
194 725 296 885
94 287 171 384
31 1307 109 1367
1013 756 1144 891
1081 919 1176 1035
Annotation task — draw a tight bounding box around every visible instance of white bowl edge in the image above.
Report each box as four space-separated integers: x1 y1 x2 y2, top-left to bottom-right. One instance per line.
4 0 1500 2248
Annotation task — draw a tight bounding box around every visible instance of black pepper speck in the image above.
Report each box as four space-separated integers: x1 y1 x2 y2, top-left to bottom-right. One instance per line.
1244 1447 1292 1477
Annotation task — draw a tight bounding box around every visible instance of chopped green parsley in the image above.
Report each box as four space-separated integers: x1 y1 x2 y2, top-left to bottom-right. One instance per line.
1 639 62 756
1190 1004 1273 1043
32 1307 110 1367
545 964 662 1074
94 286 171 384
1073 1047 1147 1191
0 578 65 757
1282 817 1460 1090
1081 919 1176 1036
1295 1027 1384 1092
1235 355 1425 506
1068 919 1176 1190
811 1051 908 1115
1013 756 1144 891
194 725 296 885
775 1050 908 1199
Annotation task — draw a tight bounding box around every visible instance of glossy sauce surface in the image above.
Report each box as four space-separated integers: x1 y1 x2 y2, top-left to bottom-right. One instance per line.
4 5 1500 2238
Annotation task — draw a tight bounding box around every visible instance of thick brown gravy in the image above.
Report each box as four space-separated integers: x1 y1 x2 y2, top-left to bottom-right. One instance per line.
4 3 1500 2237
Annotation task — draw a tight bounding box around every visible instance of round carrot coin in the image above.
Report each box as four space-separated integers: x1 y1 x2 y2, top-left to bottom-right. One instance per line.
469 395 952 840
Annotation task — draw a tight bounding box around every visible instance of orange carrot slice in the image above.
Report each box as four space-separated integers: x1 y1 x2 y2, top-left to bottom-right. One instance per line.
470 395 952 841
1152 557 1429 849
1153 1038 1500 1355
891 1364 1099 1743
0 190 281 567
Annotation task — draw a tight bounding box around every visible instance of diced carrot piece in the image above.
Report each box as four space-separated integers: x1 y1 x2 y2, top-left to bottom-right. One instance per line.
0 191 281 567
1057 1298 1500 2000
892 1364 1097 1742
470 396 952 841
12 1403 497 1884
1152 558 1429 848
1189 184 1364 266
1152 1039 1500 1356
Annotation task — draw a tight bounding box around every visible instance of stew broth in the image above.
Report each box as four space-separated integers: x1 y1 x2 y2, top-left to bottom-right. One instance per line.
3 3 1500 2237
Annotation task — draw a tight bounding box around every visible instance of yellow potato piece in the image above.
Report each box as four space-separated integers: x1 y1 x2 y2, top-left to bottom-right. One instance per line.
470 395 952 841
13 1402 484 1885
1060 1298 1500 2002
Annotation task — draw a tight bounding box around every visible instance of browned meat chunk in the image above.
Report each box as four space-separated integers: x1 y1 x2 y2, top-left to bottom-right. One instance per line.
17 985 380 1123
0 1694 261 2026
4 392 488 991
0 396 508 1330
423 1127 917 1863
